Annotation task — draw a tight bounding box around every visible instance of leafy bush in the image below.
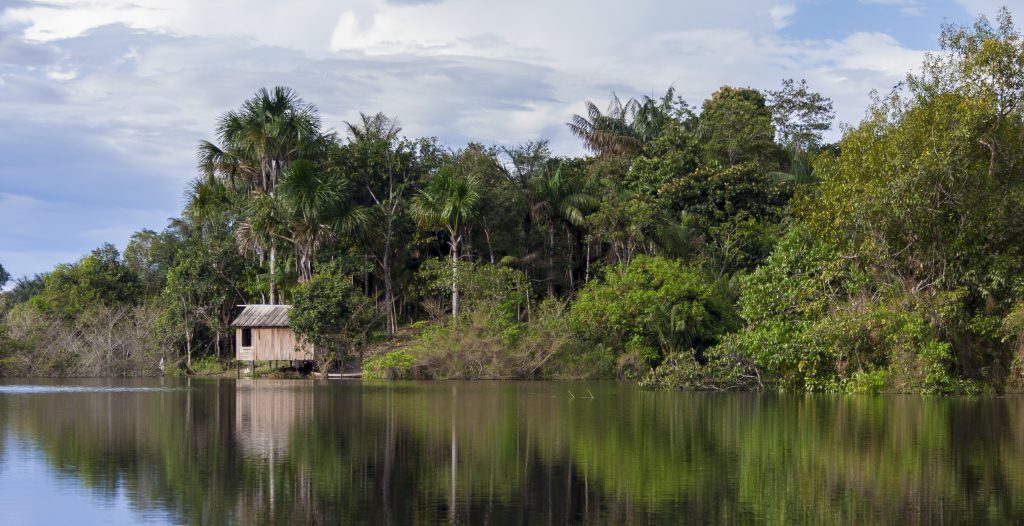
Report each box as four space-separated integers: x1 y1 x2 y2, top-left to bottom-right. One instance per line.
397 298 577 379
639 348 761 391
189 355 228 376
290 261 378 369
569 255 738 376
716 225 981 393
363 350 417 380
30 244 142 320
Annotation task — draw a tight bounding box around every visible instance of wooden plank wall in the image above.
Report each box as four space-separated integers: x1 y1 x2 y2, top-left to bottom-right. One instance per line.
235 328 313 361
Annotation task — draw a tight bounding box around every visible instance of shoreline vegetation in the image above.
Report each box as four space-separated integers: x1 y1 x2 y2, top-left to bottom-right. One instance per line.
4 11 1024 394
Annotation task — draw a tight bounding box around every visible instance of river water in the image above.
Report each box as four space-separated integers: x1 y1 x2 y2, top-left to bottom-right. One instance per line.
0 378 1020 525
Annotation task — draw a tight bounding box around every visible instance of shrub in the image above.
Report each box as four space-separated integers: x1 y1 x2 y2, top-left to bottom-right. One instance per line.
290 261 378 370
717 225 981 393
189 355 228 376
639 348 761 391
569 255 737 374
363 350 417 380
395 298 579 380
3 302 167 377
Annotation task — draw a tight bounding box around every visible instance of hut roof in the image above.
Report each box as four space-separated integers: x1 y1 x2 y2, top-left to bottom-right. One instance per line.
232 305 292 328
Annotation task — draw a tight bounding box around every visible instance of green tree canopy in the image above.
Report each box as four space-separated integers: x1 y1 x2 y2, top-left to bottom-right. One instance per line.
699 86 778 169
570 256 738 375
30 244 141 319
290 261 377 367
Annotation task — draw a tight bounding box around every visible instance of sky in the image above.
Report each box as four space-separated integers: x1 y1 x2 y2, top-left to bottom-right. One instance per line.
0 0 1019 282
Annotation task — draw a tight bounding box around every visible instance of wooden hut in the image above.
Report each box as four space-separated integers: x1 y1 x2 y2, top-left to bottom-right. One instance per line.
231 305 313 362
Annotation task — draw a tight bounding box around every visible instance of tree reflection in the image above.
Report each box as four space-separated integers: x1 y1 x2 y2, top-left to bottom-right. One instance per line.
2 380 1024 524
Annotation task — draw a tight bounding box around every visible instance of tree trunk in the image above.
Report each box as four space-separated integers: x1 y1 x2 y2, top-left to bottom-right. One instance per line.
523 212 533 283
269 242 277 305
547 226 555 297
450 237 460 320
585 239 591 283
185 326 193 368
383 257 396 338
566 228 575 291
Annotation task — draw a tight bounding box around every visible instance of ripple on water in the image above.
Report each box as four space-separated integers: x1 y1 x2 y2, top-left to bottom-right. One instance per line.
0 385 183 395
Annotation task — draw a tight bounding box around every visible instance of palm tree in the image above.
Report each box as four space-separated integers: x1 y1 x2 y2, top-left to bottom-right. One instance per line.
568 94 644 157
410 168 481 320
197 86 322 303
234 192 286 303
528 164 594 295
567 89 679 158
346 112 401 143
184 177 233 229
278 160 365 283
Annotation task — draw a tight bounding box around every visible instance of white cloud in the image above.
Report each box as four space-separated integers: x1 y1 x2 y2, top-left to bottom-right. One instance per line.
769 4 798 29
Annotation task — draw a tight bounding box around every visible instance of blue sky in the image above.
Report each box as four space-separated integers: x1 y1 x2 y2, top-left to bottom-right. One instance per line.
0 0 1019 282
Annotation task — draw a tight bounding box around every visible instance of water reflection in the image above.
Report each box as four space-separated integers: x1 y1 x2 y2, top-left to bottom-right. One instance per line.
234 380 312 458
0 379 1022 525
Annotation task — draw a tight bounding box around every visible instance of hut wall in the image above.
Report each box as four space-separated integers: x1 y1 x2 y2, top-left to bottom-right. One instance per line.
235 327 312 361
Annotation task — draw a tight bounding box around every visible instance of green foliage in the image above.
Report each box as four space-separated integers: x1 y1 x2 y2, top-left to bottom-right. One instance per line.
4 274 45 305
767 78 835 152
569 256 738 375
410 166 481 238
399 297 572 379
657 162 793 273
699 86 779 169
290 261 377 363
793 10 1024 387
362 349 417 380
0 262 9 289
639 347 760 391
415 260 529 328
160 217 245 365
189 355 229 376
124 229 180 297
567 87 691 158
30 244 141 319
716 225 982 393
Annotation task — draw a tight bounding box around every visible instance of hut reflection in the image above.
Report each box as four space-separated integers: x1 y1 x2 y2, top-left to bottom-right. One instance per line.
234 379 313 458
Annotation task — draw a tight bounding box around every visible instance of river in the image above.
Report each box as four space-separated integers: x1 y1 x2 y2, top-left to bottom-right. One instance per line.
0 378 1020 525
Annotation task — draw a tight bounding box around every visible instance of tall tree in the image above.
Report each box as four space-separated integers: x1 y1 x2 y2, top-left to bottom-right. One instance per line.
528 164 594 296
124 229 181 297
498 141 549 279
568 94 646 157
344 113 436 337
568 88 683 159
767 79 835 153
198 86 322 304
410 167 481 320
